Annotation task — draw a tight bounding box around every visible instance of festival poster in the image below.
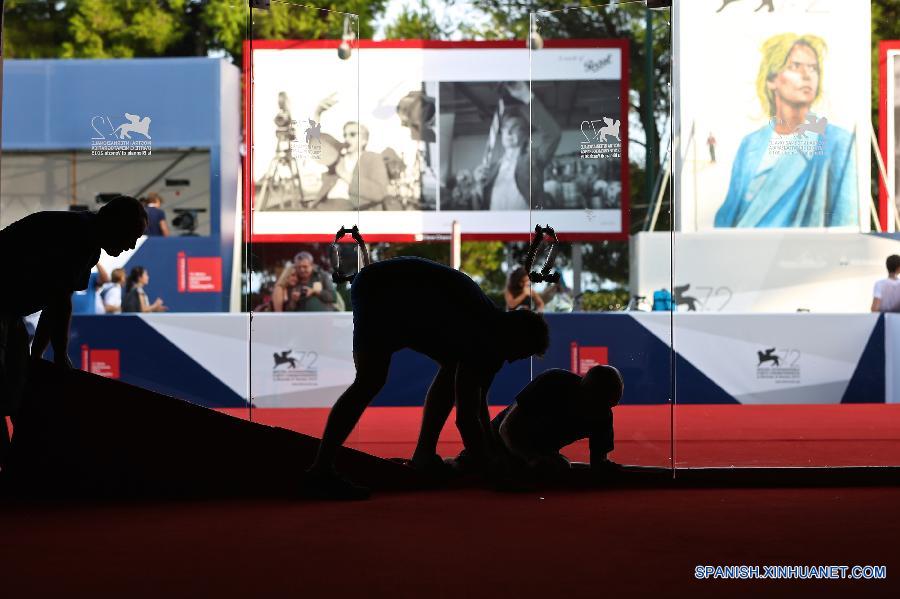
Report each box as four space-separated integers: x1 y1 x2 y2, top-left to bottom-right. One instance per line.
674 0 871 232
247 41 629 241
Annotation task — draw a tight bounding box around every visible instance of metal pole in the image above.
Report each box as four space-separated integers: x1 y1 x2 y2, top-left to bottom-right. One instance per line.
572 243 582 299
871 121 899 232
645 7 654 229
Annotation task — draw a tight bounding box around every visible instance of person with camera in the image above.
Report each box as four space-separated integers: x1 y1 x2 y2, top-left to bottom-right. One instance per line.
290 252 337 312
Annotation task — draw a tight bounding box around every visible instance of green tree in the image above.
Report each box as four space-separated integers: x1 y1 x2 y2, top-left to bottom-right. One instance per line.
2 0 388 63
383 0 445 40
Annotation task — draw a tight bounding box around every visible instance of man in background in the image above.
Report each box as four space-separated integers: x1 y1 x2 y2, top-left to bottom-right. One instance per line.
871 254 900 313
291 252 338 312
143 192 170 237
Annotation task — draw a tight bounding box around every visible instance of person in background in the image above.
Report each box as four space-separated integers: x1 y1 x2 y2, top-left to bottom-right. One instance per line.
72 262 110 315
707 132 717 163
272 264 300 312
292 252 337 312
474 82 561 211
143 192 170 237
122 266 166 313
98 268 126 314
871 254 900 313
504 266 544 312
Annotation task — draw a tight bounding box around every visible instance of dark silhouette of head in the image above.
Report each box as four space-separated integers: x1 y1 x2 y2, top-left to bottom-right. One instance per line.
887 254 900 276
500 310 549 362
581 365 624 408
97 196 148 257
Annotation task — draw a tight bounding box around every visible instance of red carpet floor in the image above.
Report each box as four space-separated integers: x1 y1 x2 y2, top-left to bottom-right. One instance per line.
221 404 900 468
5 405 900 596
3 486 899 597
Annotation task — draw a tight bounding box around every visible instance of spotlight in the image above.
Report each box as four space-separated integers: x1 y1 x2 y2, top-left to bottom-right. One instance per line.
338 16 355 60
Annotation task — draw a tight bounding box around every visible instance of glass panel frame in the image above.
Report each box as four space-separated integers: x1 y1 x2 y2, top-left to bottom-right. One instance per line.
530 1 675 472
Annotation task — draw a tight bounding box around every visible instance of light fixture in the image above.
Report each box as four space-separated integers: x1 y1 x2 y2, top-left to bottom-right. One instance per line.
338 15 355 60
529 17 543 51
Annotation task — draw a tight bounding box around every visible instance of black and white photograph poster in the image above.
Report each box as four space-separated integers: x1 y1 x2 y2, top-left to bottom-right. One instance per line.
249 41 628 241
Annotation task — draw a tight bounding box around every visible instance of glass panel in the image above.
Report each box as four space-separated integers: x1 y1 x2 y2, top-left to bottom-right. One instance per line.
1 0 250 418
671 0 898 467
532 2 674 471
247 2 361 448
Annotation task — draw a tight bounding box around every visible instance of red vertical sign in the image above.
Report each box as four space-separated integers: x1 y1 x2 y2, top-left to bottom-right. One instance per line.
570 343 609 375
177 251 187 292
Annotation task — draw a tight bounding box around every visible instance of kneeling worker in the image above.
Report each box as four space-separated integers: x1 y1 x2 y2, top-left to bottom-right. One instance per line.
489 365 623 476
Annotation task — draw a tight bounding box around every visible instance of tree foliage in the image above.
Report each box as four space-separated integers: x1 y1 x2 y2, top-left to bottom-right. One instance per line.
2 0 388 62
383 0 446 40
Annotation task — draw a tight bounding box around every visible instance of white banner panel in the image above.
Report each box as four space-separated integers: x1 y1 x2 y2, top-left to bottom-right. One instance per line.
887 313 900 403
249 41 628 240
638 312 878 405
634 231 900 313
673 0 871 232
249 313 354 407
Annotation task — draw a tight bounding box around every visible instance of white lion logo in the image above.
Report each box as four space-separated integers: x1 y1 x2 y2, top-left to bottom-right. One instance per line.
114 113 152 140
598 117 621 143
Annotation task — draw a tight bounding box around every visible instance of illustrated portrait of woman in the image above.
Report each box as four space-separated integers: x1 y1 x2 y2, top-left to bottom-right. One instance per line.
714 33 858 228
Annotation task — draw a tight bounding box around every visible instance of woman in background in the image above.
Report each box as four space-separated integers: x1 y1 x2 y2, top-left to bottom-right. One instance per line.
715 33 857 228
505 266 544 312
272 264 300 312
122 266 166 313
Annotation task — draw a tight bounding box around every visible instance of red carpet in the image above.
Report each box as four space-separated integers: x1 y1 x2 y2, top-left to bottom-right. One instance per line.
3 486 898 597
220 404 900 468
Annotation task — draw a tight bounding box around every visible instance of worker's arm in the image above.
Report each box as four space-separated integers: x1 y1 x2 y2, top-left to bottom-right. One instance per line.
455 364 490 460
871 297 881 313
32 292 74 368
498 405 569 470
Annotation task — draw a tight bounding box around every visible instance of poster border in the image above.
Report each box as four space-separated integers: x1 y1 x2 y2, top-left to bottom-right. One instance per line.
879 40 900 233
243 39 631 243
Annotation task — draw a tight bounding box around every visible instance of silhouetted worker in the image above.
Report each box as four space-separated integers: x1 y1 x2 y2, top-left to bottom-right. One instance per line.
0 196 148 464
483 365 623 481
307 256 550 499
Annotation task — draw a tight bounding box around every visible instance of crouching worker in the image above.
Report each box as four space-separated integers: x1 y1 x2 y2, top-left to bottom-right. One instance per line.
486 365 623 482
0 196 148 468
306 256 550 500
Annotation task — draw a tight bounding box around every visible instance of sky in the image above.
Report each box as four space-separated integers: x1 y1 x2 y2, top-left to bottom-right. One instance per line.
373 0 491 40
